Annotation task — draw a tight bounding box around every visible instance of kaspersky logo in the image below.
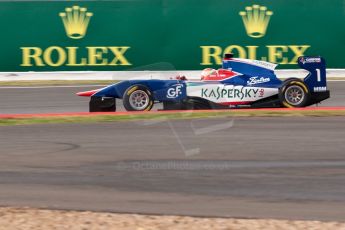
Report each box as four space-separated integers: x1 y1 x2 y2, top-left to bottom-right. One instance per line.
239 4 273 38
59 6 93 39
20 5 131 67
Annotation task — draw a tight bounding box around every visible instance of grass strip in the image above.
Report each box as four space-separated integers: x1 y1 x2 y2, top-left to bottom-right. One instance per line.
1 109 345 126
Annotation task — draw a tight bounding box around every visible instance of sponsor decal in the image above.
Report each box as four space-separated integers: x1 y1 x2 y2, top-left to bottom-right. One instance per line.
239 4 273 38
300 57 321 64
20 5 132 68
59 6 93 39
247 76 270 85
251 59 276 69
167 84 183 98
201 87 263 100
200 5 310 65
201 45 310 65
21 46 131 67
313 86 327 92
259 88 265 97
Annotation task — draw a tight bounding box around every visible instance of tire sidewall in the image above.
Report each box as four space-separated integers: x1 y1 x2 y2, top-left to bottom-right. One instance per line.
123 85 154 111
279 79 310 108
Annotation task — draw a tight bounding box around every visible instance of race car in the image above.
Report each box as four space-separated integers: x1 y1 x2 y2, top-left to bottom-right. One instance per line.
77 54 330 112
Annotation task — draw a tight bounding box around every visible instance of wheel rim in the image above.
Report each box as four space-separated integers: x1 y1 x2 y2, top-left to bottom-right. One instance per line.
129 90 150 110
285 85 305 106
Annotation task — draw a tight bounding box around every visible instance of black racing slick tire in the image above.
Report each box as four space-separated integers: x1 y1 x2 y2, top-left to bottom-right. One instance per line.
123 85 154 111
279 78 310 108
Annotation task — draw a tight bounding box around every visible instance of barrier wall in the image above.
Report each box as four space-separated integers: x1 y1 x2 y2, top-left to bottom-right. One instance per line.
0 0 344 72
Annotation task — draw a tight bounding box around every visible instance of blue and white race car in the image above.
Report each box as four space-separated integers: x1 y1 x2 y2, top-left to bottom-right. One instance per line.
77 54 330 112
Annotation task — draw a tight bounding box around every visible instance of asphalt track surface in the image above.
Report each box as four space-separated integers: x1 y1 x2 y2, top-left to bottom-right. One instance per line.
0 117 345 221
0 81 344 114
0 82 345 221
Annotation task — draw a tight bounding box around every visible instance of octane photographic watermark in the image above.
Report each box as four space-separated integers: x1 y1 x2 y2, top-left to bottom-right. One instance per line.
111 159 345 171
126 62 235 157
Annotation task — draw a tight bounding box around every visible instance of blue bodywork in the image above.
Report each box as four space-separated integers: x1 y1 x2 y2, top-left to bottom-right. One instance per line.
93 79 187 102
218 59 282 88
92 56 327 103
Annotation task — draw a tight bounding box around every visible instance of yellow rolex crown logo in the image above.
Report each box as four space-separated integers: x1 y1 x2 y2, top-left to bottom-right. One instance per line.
239 4 273 38
59 6 93 39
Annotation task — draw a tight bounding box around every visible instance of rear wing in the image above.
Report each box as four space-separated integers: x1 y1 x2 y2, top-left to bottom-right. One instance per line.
298 56 327 93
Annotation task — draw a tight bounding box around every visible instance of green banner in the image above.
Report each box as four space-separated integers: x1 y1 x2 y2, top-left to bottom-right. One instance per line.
0 0 344 71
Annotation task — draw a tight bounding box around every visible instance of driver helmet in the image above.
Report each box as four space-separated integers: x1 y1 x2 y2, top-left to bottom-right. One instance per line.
201 68 217 80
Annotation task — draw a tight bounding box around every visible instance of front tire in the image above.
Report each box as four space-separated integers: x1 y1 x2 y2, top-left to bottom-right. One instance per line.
279 79 310 108
123 85 154 111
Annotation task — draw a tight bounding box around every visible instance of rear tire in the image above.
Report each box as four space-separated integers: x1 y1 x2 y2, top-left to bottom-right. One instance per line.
123 85 154 111
279 79 310 108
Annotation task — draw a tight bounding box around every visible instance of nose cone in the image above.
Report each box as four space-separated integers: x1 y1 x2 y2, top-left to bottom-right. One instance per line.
76 89 99 97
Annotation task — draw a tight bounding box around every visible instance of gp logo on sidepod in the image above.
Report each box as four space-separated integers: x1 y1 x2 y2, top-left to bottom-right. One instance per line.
167 84 183 98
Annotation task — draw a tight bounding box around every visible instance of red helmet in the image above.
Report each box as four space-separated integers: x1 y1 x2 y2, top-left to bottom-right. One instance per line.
201 68 217 80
